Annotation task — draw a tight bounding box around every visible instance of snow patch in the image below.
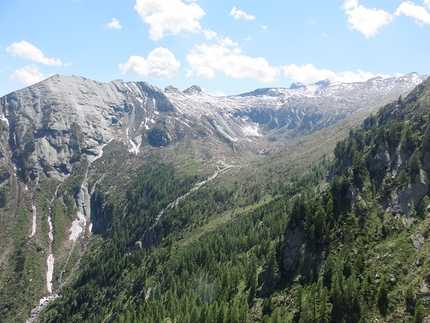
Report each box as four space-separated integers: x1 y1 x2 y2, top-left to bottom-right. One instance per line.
48 214 53 242
243 123 260 137
69 211 87 242
126 126 140 155
129 140 141 155
124 83 134 94
46 254 54 293
0 113 9 126
90 138 113 163
30 205 37 237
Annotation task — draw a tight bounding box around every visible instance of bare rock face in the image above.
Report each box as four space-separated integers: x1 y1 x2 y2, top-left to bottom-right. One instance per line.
146 127 171 147
1 75 126 178
281 221 305 273
1 73 426 180
368 140 391 174
389 170 430 226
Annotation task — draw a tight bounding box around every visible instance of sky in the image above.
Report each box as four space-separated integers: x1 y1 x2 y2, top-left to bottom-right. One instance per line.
0 0 429 97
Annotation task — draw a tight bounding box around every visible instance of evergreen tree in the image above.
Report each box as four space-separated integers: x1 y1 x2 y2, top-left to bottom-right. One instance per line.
414 299 424 323
377 276 388 316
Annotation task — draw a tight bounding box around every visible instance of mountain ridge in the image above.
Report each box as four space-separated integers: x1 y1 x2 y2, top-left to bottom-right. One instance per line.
0 72 428 322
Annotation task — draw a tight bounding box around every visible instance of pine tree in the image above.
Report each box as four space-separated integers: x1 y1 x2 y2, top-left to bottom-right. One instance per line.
414 299 424 323
377 276 388 315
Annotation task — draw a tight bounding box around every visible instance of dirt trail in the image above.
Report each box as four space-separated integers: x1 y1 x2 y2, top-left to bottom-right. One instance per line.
139 161 234 245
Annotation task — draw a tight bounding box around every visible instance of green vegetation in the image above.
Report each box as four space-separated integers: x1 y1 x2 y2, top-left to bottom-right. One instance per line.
34 78 430 323
1 78 430 323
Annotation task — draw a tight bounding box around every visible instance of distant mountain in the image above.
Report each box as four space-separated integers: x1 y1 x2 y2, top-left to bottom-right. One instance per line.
0 72 427 322
0 72 425 179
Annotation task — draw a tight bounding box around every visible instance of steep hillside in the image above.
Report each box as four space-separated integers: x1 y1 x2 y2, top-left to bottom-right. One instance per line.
0 73 427 322
31 77 430 323
277 77 430 322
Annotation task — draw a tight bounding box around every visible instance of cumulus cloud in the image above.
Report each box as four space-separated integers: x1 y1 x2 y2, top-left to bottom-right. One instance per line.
11 65 46 86
230 7 255 20
6 41 62 66
395 1 430 25
134 0 205 40
107 18 122 30
342 0 393 37
119 47 180 78
203 29 217 40
186 38 278 82
282 63 386 84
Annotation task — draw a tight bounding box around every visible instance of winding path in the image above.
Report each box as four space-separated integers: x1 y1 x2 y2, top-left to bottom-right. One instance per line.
139 161 234 244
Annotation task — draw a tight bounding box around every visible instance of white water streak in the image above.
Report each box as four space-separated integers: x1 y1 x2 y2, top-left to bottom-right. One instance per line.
44 185 60 294
46 254 54 293
30 205 37 237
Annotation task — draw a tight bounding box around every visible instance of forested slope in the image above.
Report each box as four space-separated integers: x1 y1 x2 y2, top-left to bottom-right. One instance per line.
35 77 430 323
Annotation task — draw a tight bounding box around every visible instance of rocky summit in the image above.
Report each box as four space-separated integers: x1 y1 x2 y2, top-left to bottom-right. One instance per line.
0 73 425 179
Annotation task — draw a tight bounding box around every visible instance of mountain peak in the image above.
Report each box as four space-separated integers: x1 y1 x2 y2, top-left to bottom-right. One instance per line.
314 79 331 87
289 82 307 90
165 85 180 93
183 85 203 94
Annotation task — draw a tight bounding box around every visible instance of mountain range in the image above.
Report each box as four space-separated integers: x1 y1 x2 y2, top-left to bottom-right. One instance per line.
0 72 429 322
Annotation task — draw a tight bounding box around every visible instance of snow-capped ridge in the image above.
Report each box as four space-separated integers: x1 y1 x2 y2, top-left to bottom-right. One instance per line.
183 85 204 94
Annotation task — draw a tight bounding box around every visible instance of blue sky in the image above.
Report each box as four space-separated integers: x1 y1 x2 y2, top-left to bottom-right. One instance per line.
1 0 429 97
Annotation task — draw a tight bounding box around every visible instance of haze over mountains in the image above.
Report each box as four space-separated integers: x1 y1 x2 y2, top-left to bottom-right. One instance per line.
0 72 429 322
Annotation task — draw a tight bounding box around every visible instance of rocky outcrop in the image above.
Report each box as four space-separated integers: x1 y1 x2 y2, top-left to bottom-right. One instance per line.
387 170 430 226
1 73 425 181
146 127 171 147
281 221 305 273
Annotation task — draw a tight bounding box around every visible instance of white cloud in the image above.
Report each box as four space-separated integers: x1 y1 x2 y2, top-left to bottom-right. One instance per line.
203 29 217 40
262 25 268 30
107 18 122 30
395 1 430 25
342 0 393 37
6 41 62 66
230 7 255 20
119 47 180 78
186 38 278 82
11 65 45 86
134 0 205 40
282 63 386 84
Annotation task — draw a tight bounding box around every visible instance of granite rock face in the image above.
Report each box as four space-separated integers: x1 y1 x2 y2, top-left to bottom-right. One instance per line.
1 73 426 179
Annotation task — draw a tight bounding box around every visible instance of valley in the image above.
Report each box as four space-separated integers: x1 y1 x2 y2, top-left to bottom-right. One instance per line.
0 73 429 322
